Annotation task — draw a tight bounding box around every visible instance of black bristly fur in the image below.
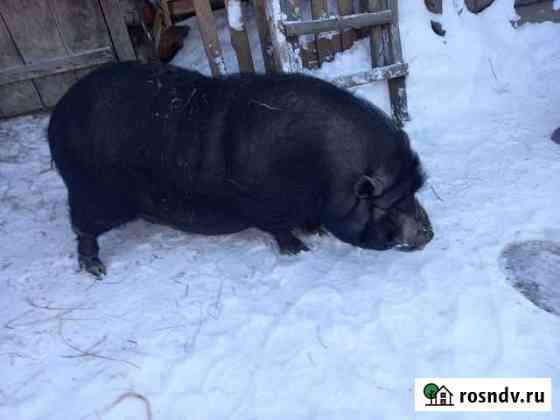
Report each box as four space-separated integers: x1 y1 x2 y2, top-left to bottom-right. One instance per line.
48 62 431 276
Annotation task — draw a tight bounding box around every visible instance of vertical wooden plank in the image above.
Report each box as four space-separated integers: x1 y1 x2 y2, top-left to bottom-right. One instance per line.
52 0 115 79
386 0 408 123
1 0 77 108
98 0 137 61
297 0 318 69
192 0 227 76
252 0 276 73
53 0 112 52
225 0 254 72
366 0 390 68
326 1 343 59
284 0 302 26
0 12 43 117
311 0 334 64
284 0 302 50
272 0 301 72
337 0 356 51
387 0 403 63
300 43 319 69
160 0 174 27
271 0 302 73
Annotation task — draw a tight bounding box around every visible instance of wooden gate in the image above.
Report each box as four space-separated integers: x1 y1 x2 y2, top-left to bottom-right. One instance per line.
269 0 409 125
0 0 136 118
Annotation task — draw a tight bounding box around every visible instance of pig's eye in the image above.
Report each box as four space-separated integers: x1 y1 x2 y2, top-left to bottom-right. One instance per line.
354 174 383 199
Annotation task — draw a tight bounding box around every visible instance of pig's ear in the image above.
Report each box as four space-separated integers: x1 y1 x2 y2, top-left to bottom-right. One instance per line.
354 175 384 199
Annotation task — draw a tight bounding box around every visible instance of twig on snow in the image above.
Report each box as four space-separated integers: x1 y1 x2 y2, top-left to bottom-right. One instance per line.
26 297 95 311
488 58 499 82
315 326 328 349
430 183 444 202
58 320 140 369
4 309 34 329
96 392 153 420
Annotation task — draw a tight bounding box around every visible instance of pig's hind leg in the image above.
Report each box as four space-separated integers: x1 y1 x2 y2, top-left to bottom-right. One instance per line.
64 169 137 278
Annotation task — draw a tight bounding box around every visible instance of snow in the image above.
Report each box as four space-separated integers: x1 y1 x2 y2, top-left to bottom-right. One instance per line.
173 3 262 75
1 1 560 419
226 0 244 31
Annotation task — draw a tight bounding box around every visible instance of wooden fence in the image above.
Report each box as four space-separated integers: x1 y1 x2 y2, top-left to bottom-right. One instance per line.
189 0 408 123
1 0 408 123
194 0 366 76
0 0 135 118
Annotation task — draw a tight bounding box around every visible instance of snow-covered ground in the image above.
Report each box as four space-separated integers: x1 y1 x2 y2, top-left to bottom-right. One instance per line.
1 1 559 419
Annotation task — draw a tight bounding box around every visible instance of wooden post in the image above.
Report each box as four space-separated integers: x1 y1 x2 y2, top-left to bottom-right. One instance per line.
311 0 335 64
160 0 174 27
386 0 409 123
225 0 254 72
366 0 390 67
337 0 356 51
253 0 276 73
365 0 407 125
192 0 227 76
271 0 302 73
298 0 319 69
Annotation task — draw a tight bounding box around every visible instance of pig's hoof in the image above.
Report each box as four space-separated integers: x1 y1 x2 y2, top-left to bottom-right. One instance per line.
275 234 310 255
302 223 328 236
312 227 328 237
79 255 106 278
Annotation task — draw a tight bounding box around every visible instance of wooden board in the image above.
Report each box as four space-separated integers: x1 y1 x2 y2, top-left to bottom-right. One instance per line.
273 0 303 72
253 0 276 72
283 10 393 36
225 0 254 72
366 0 391 67
0 0 132 117
54 0 112 52
0 14 43 117
0 48 114 86
193 0 227 76
311 0 334 63
329 62 407 88
98 0 136 61
386 0 408 123
1 0 77 108
50 0 115 79
337 0 357 50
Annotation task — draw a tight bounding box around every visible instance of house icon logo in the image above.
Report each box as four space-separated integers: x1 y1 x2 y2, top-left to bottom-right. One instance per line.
423 383 454 407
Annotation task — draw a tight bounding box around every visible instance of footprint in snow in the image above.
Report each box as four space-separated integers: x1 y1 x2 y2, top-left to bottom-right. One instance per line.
500 240 560 316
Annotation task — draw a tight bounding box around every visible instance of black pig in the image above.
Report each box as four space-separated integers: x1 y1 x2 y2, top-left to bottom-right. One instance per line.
48 62 433 277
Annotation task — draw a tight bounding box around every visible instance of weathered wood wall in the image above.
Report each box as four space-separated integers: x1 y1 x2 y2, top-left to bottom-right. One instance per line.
0 0 135 118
